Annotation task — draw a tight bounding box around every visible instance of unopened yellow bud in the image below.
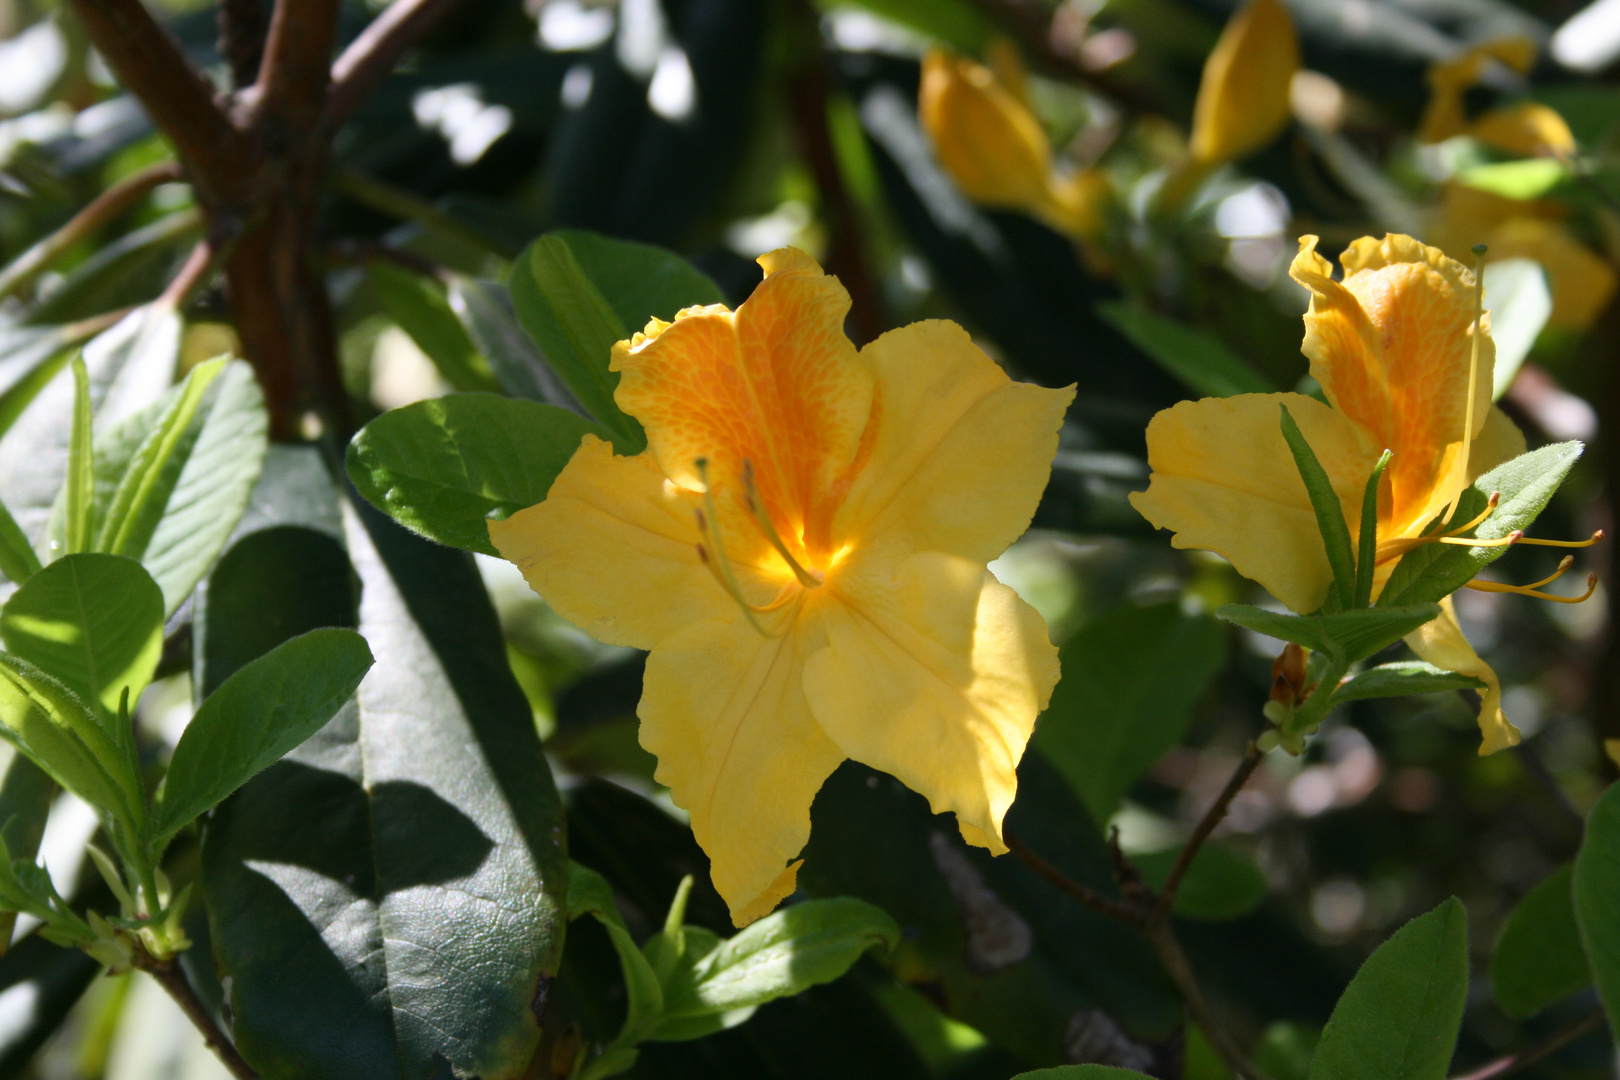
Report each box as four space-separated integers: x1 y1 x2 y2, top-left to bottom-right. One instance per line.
920 47 1054 214
1188 0 1300 167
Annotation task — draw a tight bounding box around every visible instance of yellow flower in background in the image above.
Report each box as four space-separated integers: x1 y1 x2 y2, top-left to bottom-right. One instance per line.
920 44 1107 243
1188 0 1299 168
1419 39 1575 158
491 249 1072 925
1129 234 1579 753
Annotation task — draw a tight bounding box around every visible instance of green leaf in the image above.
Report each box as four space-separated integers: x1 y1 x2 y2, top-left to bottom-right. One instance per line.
1492 864 1590 1019
153 628 373 848
369 262 499 394
0 654 142 842
1217 604 1440 666
567 859 666 1040
1011 1068 1157 1079
1096 303 1276 398
1134 846 1268 922
199 459 568 1080
1457 158 1569 200
0 554 163 748
1280 404 1356 612
508 231 724 453
447 276 582 407
1034 603 1224 822
1573 782 1620 1037
1307 898 1469 1080
1354 450 1392 610
0 498 39 584
1483 259 1551 400
1334 662 1486 703
1379 442 1583 608
63 356 92 556
346 392 604 555
660 897 898 1023
0 348 70 442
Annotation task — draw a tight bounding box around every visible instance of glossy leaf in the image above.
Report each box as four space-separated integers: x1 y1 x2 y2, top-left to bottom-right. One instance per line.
1218 603 1440 666
369 262 499 394
1492 864 1590 1019
153 628 373 847
1334 662 1486 703
1307 898 1469 1080
1379 442 1583 608
448 275 582 408
1096 303 1275 398
1035 602 1224 822
1574 781 1620 1036
346 392 604 555
1134 846 1268 922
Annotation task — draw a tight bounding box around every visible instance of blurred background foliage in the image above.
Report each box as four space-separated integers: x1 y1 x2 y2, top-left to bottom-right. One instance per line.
0 0 1619 1075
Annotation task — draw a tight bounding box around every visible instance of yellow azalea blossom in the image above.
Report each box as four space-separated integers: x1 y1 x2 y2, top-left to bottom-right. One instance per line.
1419 39 1575 158
1130 234 1534 752
920 44 1107 243
490 249 1073 925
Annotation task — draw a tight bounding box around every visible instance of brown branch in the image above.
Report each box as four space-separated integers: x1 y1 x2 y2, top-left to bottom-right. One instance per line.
1143 919 1270 1080
324 0 468 130
134 952 259 1080
1449 1008 1606 1080
1151 741 1264 923
255 0 341 135
1003 828 1142 924
219 0 268 89
60 0 246 196
159 241 218 308
0 160 182 302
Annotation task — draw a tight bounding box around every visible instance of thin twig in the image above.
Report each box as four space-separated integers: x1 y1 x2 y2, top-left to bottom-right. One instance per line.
324 0 468 130
1143 919 1270 1080
1003 827 1142 924
159 241 218 308
134 952 259 1080
1152 741 1265 923
1448 1007 1607 1080
0 161 183 302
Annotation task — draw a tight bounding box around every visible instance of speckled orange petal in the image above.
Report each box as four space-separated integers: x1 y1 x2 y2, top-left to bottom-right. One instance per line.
610 249 874 562
1291 234 1494 536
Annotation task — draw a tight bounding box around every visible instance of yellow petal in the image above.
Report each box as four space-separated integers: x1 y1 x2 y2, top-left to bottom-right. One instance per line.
920 48 1056 215
1419 38 1540 145
1483 218 1618 331
1130 392 1378 614
834 319 1073 567
1291 234 1494 538
488 435 734 650
1469 102 1576 158
1404 595 1521 755
1189 0 1299 166
610 247 874 561
802 554 1060 852
639 614 846 926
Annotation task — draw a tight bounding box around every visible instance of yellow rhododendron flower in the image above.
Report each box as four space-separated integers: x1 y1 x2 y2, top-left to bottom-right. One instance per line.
1188 0 1299 168
1131 234 1535 752
920 44 1106 243
491 248 1073 925
1419 39 1576 158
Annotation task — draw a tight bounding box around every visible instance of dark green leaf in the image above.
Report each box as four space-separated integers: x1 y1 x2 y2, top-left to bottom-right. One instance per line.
1354 450 1392 609
1035 603 1224 822
369 262 499 394
550 230 726 334
448 276 582 408
567 859 665 1040
346 392 604 555
1380 443 1583 608
1574 782 1620 1036
1307 898 1469 1080
1135 846 1268 922
0 742 55 946
1280 404 1356 612
154 628 373 847
199 457 567 1080
1334 662 1487 703
1492 864 1590 1019
0 553 163 743
1096 303 1275 398
1217 604 1440 666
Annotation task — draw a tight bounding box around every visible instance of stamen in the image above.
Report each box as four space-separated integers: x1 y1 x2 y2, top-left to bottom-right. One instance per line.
1465 571 1599 604
741 460 823 589
1374 493 1502 563
1511 528 1604 549
1443 244 1488 526
693 461 778 636
1437 529 1521 549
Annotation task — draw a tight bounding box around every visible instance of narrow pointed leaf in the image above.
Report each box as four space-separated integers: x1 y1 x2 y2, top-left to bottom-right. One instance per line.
567 860 665 1039
1354 450 1392 609
1279 404 1356 612
1333 662 1486 703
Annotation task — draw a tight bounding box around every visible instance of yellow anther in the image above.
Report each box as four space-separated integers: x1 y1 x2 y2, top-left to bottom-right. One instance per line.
741 460 823 589
1466 570 1599 604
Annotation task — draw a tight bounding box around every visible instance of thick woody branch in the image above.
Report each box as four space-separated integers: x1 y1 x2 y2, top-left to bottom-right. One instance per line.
325 0 467 130
61 0 246 194
255 0 341 135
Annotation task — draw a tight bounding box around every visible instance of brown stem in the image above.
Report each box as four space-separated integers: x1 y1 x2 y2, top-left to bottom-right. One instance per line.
255 0 341 135
325 0 468 130
134 953 259 1080
1004 827 1142 924
0 160 183 301
1143 919 1269 1080
1151 741 1264 923
60 0 247 200
159 241 218 308
1449 1007 1606 1080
